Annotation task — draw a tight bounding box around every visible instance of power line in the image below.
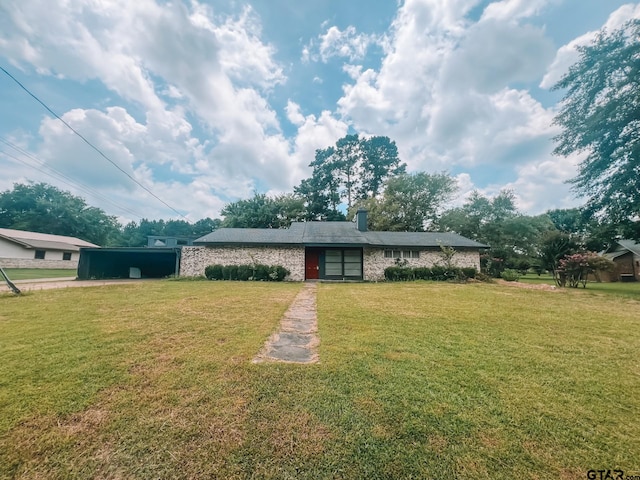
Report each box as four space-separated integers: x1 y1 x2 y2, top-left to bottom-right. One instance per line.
0 65 190 222
0 137 146 220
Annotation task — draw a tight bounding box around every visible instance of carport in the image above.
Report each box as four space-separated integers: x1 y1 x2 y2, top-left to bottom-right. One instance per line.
77 247 180 280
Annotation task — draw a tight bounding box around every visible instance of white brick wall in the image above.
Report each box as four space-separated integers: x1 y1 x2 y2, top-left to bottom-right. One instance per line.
363 247 481 281
180 245 481 282
0 258 78 269
180 246 305 281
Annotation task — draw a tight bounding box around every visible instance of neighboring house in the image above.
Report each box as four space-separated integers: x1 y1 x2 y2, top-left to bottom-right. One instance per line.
0 228 99 269
180 209 488 281
147 235 196 248
602 240 640 282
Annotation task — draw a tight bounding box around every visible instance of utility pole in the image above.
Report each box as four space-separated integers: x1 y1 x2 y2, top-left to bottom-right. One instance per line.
0 266 21 294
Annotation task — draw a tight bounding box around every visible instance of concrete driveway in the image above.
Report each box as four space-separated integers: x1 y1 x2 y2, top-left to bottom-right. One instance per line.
1 277 159 293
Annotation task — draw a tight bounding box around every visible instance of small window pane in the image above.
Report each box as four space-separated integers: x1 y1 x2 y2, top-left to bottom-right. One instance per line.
62 252 72 261
34 250 45 259
325 262 342 275
411 251 420 258
403 250 411 258
344 250 360 261
326 250 342 261
344 263 361 276
393 250 401 258
384 250 393 258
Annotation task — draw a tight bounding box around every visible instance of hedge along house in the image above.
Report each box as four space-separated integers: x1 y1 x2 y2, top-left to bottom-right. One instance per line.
0 227 99 269
180 210 488 281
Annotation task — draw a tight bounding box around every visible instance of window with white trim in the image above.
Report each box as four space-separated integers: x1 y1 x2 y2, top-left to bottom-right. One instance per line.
384 249 420 259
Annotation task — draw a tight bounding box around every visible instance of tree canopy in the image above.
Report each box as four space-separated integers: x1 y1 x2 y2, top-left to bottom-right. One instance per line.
220 192 305 228
0 182 121 245
553 19 640 232
438 190 555 272
296 134 406 220
355 172 457 232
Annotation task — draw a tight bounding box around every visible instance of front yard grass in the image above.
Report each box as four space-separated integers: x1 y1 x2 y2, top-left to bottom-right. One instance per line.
1 281 638 479
2 268 77 280
519 274 640 300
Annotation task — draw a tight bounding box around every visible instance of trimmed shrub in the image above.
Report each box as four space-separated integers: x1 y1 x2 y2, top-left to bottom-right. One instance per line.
384 266 413 281
271 265 290 281
252 264 270 281
443 267 462 281
461 267 477 279
413 267 431 280
205 264 289 281
204 264 224 280
222 265 238 280
384 266 398 281
501 268 520 282
430 266 447 281
236 265 252 281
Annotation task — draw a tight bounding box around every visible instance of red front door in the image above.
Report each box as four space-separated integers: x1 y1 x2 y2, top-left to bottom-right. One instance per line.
305 250 320 280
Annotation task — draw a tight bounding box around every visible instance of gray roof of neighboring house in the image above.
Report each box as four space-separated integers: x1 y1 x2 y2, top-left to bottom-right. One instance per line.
605 239 640 258
0 227 99 252
194 221 489 249
617 239 640 256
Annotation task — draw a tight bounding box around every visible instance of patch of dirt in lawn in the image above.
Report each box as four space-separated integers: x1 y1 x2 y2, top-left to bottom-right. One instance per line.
495 279 558 291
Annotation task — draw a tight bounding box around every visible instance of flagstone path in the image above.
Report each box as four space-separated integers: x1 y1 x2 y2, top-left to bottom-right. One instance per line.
253 282 319 364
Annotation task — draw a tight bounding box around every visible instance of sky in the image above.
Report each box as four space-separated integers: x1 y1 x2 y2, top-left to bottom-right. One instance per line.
1 0 639 224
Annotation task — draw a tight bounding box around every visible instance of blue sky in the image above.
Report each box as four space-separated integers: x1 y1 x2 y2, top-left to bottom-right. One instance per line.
1 0 639 223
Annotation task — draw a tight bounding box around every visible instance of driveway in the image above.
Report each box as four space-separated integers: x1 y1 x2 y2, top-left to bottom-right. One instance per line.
1 277 160 293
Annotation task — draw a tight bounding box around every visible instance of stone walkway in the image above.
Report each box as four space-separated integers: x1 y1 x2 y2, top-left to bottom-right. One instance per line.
253 282 319 364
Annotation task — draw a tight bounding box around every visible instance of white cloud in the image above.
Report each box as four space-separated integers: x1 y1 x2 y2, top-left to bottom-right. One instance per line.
0 0 306 219
285 102 349 183
334 0 576 214
303 25 382 63
502 151 585 213
481 0 553 23
441 20 555 93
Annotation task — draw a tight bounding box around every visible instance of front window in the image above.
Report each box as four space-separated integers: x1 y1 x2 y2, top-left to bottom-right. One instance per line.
63 252 72 261
34 250 45 259
325 250 343 276
324 249 362 278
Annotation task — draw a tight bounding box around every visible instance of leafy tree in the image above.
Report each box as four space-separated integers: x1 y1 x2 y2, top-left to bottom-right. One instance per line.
547 207 624 252
120 219 166 246
538 231 578 286
298 134 406 218
439 190 555 275
0 182 121 245
557 252 614 288
294 175 344 222
354 172 457 231
552 20 640 234
192 217 222 237
221 192 305 228
120 217 221 246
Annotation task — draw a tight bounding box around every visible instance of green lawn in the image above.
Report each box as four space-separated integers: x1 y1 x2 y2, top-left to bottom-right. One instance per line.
519 274 640 300
1 281 638 479
2 268 77 280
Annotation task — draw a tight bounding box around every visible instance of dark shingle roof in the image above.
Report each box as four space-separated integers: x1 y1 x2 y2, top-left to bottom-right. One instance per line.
194 221 488 249
364 231 487 248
